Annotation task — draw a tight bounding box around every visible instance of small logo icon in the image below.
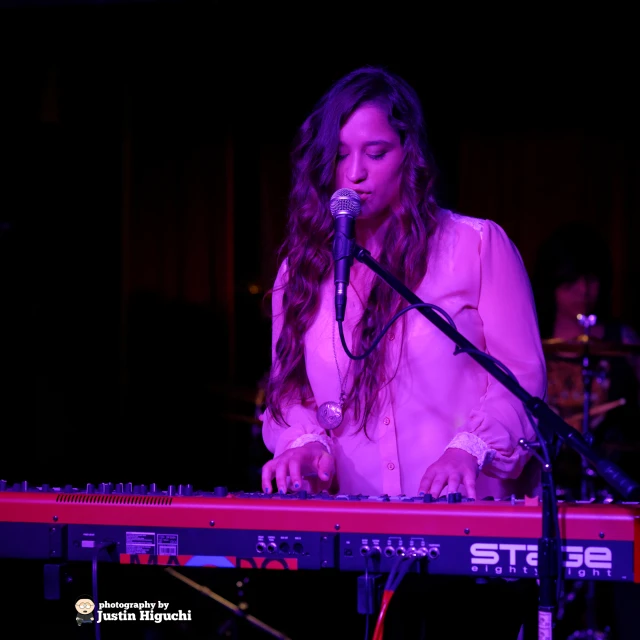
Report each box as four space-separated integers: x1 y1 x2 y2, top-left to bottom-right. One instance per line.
75 596 95 626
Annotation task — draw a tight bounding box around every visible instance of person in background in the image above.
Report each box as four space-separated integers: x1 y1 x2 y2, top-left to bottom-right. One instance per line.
258 65 546 639
531 222 640 496
532 222 640 640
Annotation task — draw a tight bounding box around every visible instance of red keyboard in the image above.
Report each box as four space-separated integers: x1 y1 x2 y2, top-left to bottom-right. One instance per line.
1 485 638 581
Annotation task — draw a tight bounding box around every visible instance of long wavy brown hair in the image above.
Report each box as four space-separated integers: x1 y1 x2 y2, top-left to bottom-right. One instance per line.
267 66 441 435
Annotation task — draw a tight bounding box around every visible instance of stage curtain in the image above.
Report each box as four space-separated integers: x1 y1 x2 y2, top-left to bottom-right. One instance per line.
456 131 640 328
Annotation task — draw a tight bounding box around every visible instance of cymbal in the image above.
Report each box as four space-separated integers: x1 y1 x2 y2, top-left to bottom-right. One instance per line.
542 335 640 358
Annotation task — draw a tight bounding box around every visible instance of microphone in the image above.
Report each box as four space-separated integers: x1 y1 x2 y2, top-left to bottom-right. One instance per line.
330 188 361 322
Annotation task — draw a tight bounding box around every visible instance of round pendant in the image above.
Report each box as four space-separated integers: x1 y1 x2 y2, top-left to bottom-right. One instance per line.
317 401 343 430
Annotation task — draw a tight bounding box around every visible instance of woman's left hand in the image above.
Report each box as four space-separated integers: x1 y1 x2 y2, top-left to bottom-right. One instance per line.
418 448 479 499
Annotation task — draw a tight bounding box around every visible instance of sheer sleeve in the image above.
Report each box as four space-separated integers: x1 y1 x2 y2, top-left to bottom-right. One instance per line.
260 260 333 458
447 220 548 479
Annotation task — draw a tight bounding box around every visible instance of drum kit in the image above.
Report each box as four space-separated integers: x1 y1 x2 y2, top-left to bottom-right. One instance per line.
541 314 640 497
542 314 640 640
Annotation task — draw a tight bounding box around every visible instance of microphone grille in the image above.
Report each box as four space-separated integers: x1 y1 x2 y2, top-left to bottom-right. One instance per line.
330 188 361 217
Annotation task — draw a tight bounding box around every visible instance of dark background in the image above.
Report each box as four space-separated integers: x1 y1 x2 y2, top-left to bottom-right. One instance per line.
1 3 639 639
0 3 638 490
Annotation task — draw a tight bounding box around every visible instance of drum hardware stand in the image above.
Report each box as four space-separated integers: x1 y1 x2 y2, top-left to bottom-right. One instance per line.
164 567 292 639
577 313 598 503
561 314 609 640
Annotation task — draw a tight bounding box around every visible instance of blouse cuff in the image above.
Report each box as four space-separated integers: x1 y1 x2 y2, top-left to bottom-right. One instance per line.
446 432 497 469
288 433 333 455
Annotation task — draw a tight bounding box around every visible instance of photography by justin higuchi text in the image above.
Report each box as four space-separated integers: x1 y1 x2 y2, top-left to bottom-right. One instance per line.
75 596 192 625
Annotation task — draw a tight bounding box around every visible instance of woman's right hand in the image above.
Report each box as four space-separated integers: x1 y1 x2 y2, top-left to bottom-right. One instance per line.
261 442 335 494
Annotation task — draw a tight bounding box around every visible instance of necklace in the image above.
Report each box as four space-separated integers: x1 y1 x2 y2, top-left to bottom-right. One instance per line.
316 320 350 430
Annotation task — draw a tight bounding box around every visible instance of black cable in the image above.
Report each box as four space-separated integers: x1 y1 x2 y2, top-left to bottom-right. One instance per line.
92 542 115 640
388 555 419 592
383 555 405 592
338 302 457 361
364 553 370 640
363 547 383 639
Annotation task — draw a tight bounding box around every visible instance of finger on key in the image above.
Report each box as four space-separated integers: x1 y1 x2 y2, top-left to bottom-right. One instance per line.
275 461 289 494
464 471 477 500
289 458 303 491
418 469 435 496
446 472 461 496
428 472 447 500
261 460 275 494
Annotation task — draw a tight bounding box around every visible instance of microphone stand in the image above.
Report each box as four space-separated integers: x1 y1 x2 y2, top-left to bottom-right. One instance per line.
350 244 640 640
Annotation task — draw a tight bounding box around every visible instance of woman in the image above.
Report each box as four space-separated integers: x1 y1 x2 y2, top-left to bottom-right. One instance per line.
257 66 546 639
